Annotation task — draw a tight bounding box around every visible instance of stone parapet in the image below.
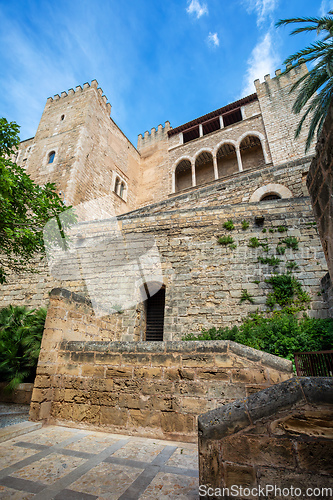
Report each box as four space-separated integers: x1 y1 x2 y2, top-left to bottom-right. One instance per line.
198 377 333 499
29 297 293 441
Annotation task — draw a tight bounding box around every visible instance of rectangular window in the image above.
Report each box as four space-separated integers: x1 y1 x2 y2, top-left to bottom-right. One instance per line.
183 126 200 144
222 108 242 127
202 117 221 136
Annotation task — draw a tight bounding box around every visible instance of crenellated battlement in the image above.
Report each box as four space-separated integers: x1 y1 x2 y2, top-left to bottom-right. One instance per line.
137 121 171 149
254 63 308 94
46 79 112 116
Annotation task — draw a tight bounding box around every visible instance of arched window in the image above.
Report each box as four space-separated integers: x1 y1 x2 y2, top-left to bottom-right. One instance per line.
260 193 281 201
216 143 238 178
240 135 265 170
119 182 125 198
48 151 55 164
249 184 293 203
175 159 192 192
195 151 214 186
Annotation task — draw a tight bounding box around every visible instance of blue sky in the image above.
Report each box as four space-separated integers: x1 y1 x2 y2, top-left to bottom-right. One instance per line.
0 0 331 147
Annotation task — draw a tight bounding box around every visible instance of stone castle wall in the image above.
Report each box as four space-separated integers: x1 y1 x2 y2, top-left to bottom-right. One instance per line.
29 288 293 441
0 197 329 333
307 103 333 282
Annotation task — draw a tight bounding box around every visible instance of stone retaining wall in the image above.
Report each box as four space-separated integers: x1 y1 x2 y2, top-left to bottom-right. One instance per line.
198 377 333 499
0 383 34 405
29 290 293 441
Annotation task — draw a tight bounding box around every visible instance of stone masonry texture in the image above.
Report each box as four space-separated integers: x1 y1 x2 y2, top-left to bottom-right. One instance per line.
198 377 333 500
29 289 293 441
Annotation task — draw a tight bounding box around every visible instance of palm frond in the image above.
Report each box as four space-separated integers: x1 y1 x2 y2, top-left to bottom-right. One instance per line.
276 10 333 151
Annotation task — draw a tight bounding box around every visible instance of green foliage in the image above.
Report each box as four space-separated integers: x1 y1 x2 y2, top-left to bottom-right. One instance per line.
0 305 46 391
258 256 282 267
269 228 275 233
265 274 310 308
276 12 333 151
248 237 260 248
223 219 235 230
240 289 255 304
253 280 260 284
241 220 250 230
217 235 234 246
276 245 286 255
183 310 333 362
277 226 288 233
229 243 237 250
282 236 299 250
0 118 69 283
262 228 267 233
286 261 299 271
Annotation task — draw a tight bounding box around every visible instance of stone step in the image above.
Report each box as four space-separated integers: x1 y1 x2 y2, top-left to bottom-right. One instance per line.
0 421 42 443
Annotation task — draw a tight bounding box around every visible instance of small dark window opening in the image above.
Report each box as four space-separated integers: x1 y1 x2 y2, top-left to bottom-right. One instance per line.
114 177 120 194
61 114 65 121
260 194 281 201
183 126 200 144
145 287 165 341
48 151 55 164
119 182 125 198
203 117 221 136
222 108 242 127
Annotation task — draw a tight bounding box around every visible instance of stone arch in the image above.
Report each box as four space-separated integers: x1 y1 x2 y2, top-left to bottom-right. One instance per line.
174 158 192 193
238 130 270 162
249 183 293 203
216 142 238 178
195 150 214 186
239 134 266 171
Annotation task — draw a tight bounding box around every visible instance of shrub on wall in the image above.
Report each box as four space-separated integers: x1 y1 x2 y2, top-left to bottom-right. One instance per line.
0 305 46 391
183 310 333 362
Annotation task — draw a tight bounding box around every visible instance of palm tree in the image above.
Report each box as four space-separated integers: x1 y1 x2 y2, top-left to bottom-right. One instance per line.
276 11 333 151
0 305 46 391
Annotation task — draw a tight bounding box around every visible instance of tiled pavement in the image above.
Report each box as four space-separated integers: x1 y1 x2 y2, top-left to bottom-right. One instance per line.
0 425 199 499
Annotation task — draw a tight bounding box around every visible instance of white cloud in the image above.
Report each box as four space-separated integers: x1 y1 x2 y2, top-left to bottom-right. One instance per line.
319 0 333 16
243 0 278 26
186 0 208 19
241 31 279 95
207 32 220 47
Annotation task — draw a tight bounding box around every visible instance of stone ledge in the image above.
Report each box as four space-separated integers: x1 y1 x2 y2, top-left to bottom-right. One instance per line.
50 288 92 307
58 338 293 373
198 377 333 440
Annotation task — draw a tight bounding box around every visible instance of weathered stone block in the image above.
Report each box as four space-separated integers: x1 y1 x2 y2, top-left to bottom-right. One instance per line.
100 407 128 426
94 353 122 364
129 409 160 428
134 367 163 379
223 464 256 488
222 435 295 468
72 403 100 423
106 367 133 379
160 412 195 433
